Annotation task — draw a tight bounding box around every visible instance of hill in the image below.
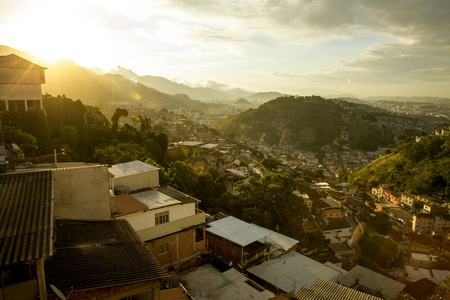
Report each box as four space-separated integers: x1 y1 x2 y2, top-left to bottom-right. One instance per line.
347 135 450 196
246 92 288 102
234 98 251 105
217 96 398 151
0 45 203 110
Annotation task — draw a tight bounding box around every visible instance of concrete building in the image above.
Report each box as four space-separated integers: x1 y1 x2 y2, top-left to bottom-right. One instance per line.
109 160 160 192
339 265 405 300
0 54 46 112
205 216 299 269
412 213 450 233
246 251 343 295
320 218 352 245
53 165 111 220
401 192 416 210
115 187 206 272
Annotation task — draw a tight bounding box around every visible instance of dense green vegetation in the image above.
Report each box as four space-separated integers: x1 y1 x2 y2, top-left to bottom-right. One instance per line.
347 135 450 196
217 96 394 151
210 173 310 241
0 94 168 164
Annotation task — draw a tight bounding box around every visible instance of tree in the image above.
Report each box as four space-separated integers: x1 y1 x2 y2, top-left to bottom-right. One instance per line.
371 212 392 235
163 161 199 196
428 275 450 299
111 108 128 133
260 157 277 170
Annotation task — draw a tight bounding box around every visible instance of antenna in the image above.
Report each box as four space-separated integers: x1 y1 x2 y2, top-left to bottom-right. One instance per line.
11 143 20 152
50 285 67 300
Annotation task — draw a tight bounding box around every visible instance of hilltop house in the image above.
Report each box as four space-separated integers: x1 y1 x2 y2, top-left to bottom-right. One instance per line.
0 54 46 112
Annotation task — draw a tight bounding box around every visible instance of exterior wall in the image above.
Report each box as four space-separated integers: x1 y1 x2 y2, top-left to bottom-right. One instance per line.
0 67 44 84
0 279 37 300
110 170 159 192
323 227 352 244
412 215 435 233
146 226 206 272
0 67 44 112
321 208 343 219
206 233 243 267
119 203 196 232
401 193 416 209
434 215 450 232
53 166 111 220
398 243 432 254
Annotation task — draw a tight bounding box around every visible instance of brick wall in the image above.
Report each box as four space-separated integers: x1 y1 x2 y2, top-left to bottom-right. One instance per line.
146 226 206 272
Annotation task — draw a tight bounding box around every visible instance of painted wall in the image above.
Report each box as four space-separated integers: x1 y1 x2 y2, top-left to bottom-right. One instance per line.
53 166 111 220
120 203 196 232
110 170 159 192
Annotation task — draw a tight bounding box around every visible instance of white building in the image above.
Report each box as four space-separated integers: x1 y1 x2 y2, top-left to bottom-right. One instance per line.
0 54 46 112
109 160 160 192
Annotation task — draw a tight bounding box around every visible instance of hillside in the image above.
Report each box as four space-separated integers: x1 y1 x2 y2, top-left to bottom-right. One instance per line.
246 91 287 102
347 135 450 196
217 96 399 151
218 96 345 150
0 45 203 110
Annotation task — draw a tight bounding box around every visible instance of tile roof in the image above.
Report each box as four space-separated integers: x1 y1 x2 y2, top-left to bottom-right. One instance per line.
0 171 53 266
0 54 47 69
339 265 405 300
295 278 382 300
403 278 438 300
115 194 148 216
45 219 168 294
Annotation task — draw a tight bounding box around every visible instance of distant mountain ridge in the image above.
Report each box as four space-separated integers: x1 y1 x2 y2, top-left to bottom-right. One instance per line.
0 45 203 110
108 66 251 101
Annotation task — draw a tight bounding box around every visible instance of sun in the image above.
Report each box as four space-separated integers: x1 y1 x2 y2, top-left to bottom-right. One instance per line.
4 0 113 68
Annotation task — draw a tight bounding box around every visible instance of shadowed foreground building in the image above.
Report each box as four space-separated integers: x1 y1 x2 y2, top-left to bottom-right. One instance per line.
45 219 169 300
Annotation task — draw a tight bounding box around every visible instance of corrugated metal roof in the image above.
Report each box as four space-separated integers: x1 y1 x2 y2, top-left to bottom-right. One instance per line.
132 189 181 210
200 143 219 149
109 161 160 178
295 278 383 300
246 251 341 293
206 216 268 247
253 224 299 252
339 265 405 300
0 171 53 266
45 219 169 294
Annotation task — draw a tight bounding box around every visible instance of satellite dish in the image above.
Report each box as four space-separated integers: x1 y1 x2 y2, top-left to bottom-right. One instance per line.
50 285 67 300
11 143 20 151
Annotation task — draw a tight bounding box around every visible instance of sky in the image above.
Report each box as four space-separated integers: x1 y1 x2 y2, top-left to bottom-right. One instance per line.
1 0 449 98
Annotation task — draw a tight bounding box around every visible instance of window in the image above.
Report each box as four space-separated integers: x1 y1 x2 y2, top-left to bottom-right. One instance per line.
158 243 168 254
155 211 169 225
0 100 5 111
195 227 204 242
27 100 41 111
8 100 25 112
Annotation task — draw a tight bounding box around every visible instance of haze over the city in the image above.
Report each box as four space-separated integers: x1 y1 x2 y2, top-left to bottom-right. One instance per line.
1 0 449 98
